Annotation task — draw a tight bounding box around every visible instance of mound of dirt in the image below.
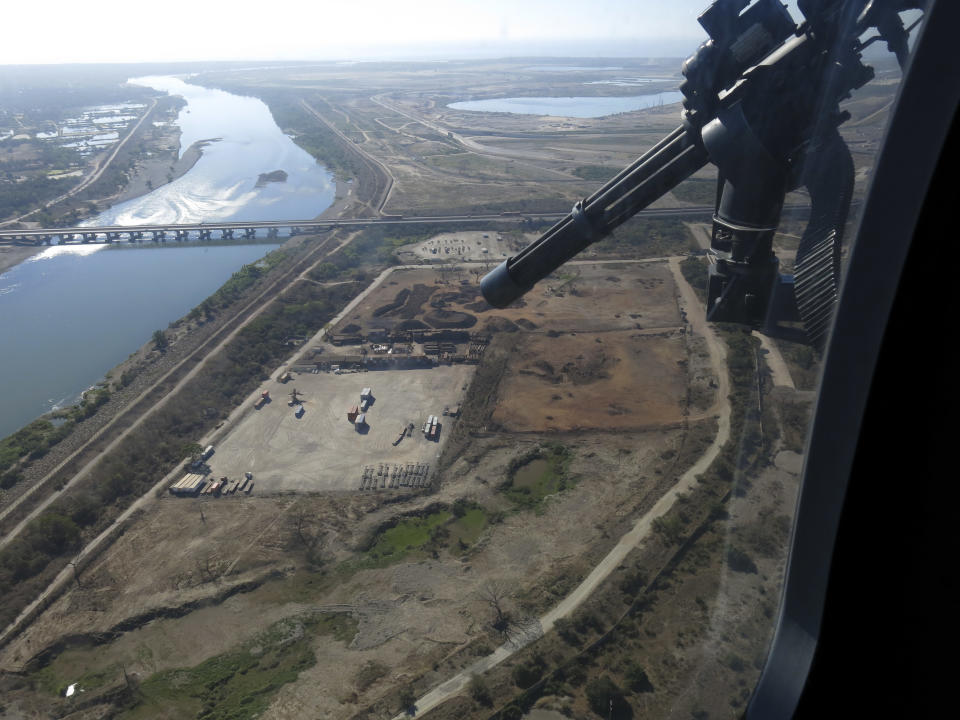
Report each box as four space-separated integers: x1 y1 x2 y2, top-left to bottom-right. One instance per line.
373 288 411 317
396 319 429 331
424 310 477 329
482 317 519 333
398 284 436 319
463 300 493 313
515 318 538 331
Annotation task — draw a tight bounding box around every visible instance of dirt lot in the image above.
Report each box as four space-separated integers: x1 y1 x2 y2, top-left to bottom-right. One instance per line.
207 366 475 493
493 329 688 432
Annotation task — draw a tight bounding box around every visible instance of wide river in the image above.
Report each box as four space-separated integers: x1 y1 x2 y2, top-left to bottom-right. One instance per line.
0 77 334 440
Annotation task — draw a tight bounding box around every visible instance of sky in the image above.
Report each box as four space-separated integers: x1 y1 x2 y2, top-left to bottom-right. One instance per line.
2 0 719 65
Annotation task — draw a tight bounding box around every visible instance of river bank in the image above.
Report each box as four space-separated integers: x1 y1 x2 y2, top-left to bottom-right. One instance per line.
109 136 210 206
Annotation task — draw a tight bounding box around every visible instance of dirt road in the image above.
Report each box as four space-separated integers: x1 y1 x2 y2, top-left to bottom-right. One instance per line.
390 256 732 719
752 331 796 389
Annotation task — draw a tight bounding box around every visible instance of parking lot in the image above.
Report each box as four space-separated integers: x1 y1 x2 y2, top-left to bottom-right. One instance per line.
395 230 525 262
205 366 474 493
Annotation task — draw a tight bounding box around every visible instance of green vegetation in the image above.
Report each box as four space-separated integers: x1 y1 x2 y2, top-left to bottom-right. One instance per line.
500 443 574 509
151 329 168 351
586 675 632 719
680 255 709 304
0 419 73 474
573 165 617 182
363 509 452 565
342 501 492 574
0 175 79 221
193 250 289 321
726 546 758 574
448 503 488 550
469 673 493 706
120 613 355 720
593 215 694 258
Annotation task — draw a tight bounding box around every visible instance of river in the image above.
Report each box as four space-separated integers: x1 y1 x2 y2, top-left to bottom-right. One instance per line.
447 91 683 118
0 76 335 440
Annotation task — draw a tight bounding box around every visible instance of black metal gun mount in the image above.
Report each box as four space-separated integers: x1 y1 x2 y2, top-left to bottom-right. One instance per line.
481 0 923 347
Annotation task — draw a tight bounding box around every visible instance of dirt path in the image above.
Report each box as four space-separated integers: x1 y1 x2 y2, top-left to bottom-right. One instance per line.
390 256 732 719
684 221 712 251
752 331 795 389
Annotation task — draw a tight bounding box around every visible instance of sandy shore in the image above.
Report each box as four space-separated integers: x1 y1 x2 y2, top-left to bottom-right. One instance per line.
317 177 354 220
111 137 210 205
0 245 44 276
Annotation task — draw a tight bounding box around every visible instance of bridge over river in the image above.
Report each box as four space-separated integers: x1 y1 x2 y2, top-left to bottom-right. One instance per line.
0 206 723 246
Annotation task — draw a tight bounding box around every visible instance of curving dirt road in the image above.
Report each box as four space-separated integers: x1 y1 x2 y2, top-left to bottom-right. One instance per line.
390 255 732 719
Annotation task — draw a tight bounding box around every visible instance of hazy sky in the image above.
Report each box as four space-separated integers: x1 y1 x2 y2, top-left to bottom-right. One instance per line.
3 0 721 65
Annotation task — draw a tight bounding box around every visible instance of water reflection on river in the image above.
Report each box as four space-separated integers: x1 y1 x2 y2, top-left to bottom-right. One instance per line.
89 76 334 225
0 76 334 439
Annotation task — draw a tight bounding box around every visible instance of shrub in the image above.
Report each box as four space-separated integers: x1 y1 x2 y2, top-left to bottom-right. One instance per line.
585 676 632 719
726 546 758 574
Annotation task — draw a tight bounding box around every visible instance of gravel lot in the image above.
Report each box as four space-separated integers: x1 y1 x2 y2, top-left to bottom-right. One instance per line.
207 366 475 493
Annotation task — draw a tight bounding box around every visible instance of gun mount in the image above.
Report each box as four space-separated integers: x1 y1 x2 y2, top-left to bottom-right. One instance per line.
482 0 923 347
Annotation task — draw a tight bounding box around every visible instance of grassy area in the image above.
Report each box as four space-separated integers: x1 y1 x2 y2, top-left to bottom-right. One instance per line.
500 443 574 510
449 506 488 548
680 255 709 305
340 502 493 574
572 165 617 182
345 508 453 571
120 613 356 720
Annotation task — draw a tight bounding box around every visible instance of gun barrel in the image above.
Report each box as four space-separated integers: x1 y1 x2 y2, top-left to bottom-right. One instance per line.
481 126 708 308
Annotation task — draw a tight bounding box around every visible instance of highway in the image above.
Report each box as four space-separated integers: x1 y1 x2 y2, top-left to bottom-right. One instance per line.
0 205 773 244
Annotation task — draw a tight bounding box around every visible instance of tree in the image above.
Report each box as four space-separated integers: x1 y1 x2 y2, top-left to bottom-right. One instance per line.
624 662 654 693
585 676 632 719
480 581 512 636
469 674 492 706
512 660 544 689
398 686 416 713
152 329 168 351
181 442 203 464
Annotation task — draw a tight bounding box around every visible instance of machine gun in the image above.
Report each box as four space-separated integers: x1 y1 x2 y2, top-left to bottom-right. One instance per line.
481 0 923 347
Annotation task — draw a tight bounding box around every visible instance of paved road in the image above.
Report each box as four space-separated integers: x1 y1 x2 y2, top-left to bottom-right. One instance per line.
390 255 733 719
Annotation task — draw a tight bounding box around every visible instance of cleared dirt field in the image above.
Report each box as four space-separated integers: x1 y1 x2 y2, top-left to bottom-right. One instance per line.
332 261 681 338
493 329 688 432
208 366 474 493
